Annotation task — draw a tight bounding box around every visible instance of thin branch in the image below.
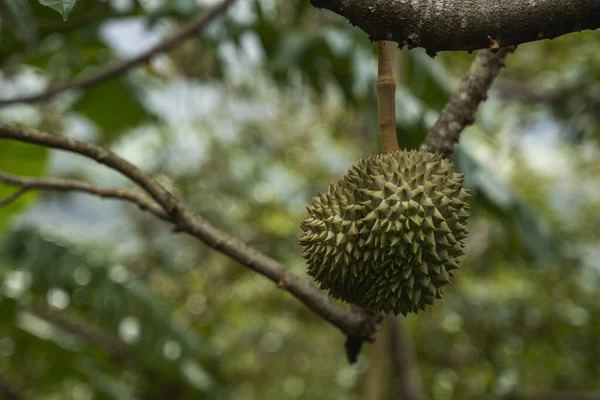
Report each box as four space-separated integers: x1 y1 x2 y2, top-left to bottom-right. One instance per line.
0 122 375 342
0 170 168 220
0 122 178 215
388 317 424 400
420 48 510 157
0 0 237 106
0 187 28 207
25 304 177 389
310 0 600 54
376 41 399 154
26 304 134 364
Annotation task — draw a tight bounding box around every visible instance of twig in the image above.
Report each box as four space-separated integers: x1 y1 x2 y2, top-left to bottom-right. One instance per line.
0 122 178 215
376 41 399 154
0 0 237 106
0 187 28 207
25 304 175 387
420 48 510 157
0 122 375 342
26 304 134 364
0 170 168 219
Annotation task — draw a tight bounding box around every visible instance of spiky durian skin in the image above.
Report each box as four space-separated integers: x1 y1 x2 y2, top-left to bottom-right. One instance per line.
299 150 470 316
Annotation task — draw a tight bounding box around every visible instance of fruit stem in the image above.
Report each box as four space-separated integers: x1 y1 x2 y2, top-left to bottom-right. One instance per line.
376 41 400 154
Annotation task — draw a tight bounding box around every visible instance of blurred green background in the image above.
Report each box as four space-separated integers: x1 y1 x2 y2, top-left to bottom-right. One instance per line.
1 1 600 399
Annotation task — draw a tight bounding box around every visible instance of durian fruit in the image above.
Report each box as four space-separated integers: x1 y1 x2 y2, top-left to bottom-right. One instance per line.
299 150 470 316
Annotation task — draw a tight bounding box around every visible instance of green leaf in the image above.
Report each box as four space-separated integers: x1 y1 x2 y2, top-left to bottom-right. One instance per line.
37 0 76 21
0 229 217 394
73 78 149 143
0 142 47 236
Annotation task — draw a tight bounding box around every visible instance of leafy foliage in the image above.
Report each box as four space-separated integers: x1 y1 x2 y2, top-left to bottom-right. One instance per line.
0 142 46 238
0 0 599 399
38 0 77 21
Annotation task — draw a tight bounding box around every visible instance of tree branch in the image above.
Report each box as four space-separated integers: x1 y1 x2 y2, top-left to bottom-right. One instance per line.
0 187 28 207
420 48 510 157
0 122 376 344
0 170 168 219
0 0 237 106
0 122 179 215
26 304 134 365
310 0 599 54
25 304 178 389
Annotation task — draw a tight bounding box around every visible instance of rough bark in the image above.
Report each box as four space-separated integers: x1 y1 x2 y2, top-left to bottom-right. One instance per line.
420 47 509 157
310 0 600 54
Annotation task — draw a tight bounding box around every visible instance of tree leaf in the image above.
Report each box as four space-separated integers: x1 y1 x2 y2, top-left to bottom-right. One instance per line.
37 0 76 21
0 142 47 237
73 78 149 143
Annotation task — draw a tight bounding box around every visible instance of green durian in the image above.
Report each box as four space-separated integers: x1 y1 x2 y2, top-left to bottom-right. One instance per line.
299 150 470 316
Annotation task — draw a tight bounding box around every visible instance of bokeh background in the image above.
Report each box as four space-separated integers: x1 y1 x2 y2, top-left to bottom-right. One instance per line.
1 1 600 399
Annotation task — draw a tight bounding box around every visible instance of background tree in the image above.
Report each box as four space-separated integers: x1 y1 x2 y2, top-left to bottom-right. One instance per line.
0 1 599 399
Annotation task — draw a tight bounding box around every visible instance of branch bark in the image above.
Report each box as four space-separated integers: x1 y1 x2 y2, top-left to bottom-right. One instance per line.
420 48 510 157
0 170 168 220
0 122 375 343
310 0 600 54
0 0 237 106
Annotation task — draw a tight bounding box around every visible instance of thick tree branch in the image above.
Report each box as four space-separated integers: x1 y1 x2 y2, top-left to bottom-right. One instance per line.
0 170 168 219
420 48 509 157
0 0 237 106
310 0 599 54
0 122 375 343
